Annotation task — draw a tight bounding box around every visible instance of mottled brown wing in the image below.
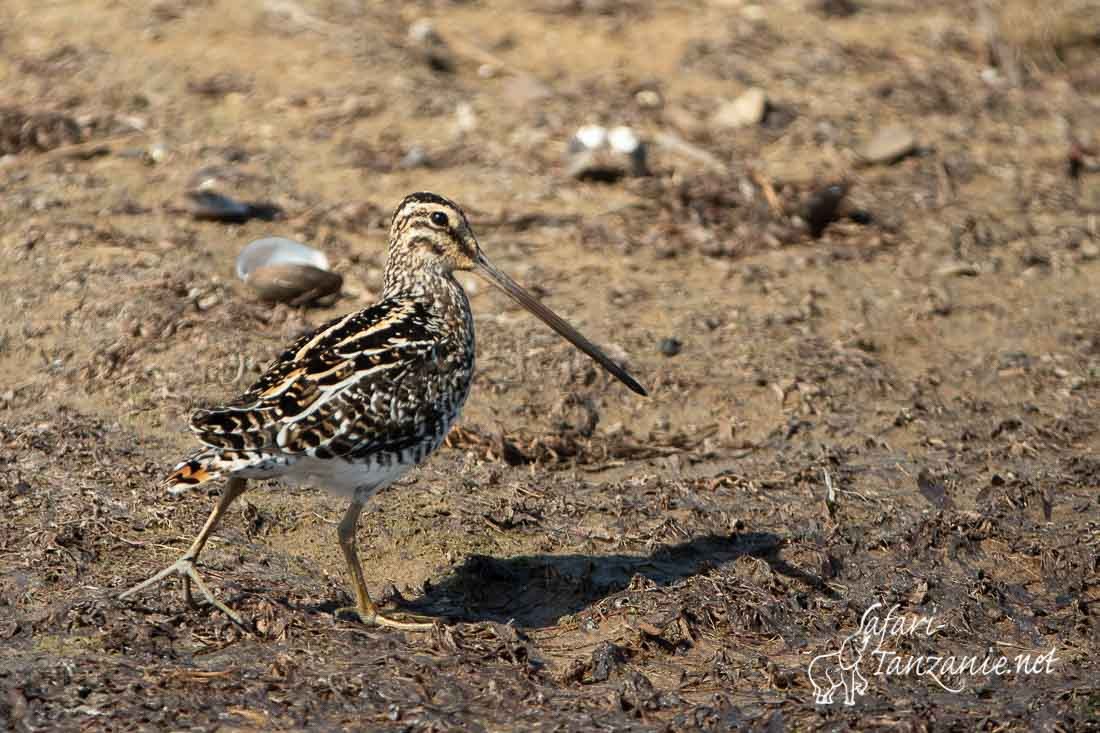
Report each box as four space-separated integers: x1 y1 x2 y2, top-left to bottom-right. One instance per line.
189 298 462 459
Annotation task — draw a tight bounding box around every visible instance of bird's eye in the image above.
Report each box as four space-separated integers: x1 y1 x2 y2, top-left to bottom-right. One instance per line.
430 211 449 227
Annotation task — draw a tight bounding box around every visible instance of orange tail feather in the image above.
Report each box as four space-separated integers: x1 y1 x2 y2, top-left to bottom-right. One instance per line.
163 451 224 495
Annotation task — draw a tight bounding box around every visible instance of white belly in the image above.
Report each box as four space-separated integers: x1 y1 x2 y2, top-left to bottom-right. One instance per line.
229 417 459 501
243 455 412 501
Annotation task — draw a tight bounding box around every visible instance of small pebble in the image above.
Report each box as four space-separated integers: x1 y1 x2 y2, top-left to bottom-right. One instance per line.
634 89 662 108
713 87 768 129
399 145 430 169
196 292 222 311
741 4 766 20
144 142 168 165
857 124 917 165
339 95 379 119
936 262 980 277
659 337 682 357
408 19 454 72
454 102 477 134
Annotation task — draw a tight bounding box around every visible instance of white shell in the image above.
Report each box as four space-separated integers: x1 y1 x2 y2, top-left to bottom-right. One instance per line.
236 237 331 281
574 124 608 151
608 126 641 154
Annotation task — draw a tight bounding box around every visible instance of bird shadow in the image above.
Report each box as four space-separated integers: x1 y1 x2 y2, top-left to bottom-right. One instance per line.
363 531 834 629
171 531 832 633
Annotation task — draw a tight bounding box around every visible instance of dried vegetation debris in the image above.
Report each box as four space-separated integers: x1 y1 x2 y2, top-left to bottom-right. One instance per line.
0 107 82 155
595 172 884 261
444 420 717 468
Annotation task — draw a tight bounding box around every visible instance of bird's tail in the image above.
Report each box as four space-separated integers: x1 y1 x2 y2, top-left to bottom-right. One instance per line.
163 449 259 495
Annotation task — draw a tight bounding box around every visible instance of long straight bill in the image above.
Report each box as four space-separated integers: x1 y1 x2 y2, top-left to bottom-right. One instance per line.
475 256 647 396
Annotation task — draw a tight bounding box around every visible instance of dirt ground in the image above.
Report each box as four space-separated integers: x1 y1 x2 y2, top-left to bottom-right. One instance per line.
1 0 1098 730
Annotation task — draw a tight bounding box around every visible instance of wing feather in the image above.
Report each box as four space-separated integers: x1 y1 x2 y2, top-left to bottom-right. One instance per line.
188 297 466 459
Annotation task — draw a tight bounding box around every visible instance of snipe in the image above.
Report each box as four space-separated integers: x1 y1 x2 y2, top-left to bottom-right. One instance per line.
118 192 646 630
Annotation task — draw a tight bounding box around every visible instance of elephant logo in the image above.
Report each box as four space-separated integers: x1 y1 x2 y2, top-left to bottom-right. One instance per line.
806 604 887 706
807 628 873 705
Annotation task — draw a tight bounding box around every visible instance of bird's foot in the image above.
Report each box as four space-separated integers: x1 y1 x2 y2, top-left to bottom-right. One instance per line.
334 604 439 631
118 556 246 627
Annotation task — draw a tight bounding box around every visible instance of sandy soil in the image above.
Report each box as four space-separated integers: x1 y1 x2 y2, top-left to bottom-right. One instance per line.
1 0 1098 730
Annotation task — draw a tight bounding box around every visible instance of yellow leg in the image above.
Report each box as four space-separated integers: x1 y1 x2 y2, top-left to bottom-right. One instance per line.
335 499 436 631
118 477 249 625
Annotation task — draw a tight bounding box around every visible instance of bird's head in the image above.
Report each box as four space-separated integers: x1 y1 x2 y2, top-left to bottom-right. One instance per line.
384 191 647 396
387 191 482 275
